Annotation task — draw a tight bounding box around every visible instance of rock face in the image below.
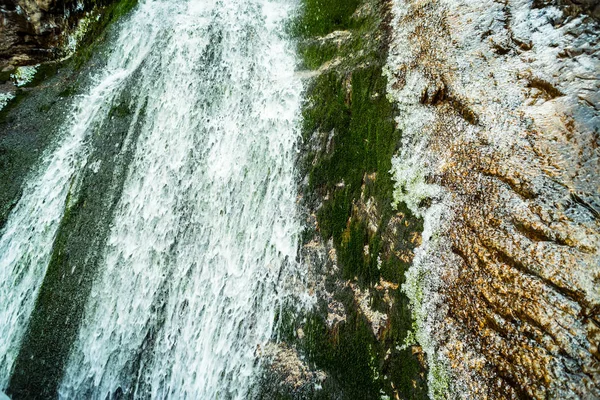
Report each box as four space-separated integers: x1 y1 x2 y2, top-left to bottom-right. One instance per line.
258 342 328 398
262 0 430 398
387 0 600 398
0 0 101 70
1 0 598 398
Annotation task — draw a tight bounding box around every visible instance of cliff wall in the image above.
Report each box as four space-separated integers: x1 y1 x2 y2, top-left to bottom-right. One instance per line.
386 0 600 397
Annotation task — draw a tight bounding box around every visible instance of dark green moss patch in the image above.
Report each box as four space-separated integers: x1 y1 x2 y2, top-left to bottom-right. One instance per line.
304 64 406 287
274 285 428 399
2 2 141 396
284 0 429 398
304 305 381 397
8 91 145 400
292 0 362 37
72 0 139 70
298 41 339 70
26 62 61 88
58 84 79 98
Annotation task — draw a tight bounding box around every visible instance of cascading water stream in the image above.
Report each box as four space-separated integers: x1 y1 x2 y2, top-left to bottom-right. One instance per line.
0 10 158 387
0 0 302 398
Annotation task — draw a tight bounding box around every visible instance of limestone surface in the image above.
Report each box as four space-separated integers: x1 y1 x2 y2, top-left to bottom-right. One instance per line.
387 0 600 398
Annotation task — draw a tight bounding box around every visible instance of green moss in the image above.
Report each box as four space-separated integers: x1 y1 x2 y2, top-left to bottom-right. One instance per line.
8 89 144 400
275 286 427 399
339 218 377 285
299 41 339 70
7 193 85 399
292 0 362 37
0 70 13 83
109 101 132 118
59 84 79 98
24 63 61 87
287 0 429 398
72 0 139 69
305 65 403 282
303 305 381 397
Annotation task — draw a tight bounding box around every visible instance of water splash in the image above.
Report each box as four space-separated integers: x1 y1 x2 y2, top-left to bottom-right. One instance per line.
55 0 303 398
0 0 303 396
10 66 38 87
0 93 14 111
0 9 157 387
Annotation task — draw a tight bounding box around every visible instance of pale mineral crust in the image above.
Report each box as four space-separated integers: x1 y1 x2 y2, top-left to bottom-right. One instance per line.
387 0 600 398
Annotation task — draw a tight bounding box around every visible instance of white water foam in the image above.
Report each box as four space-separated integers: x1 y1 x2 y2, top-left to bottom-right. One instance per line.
57 0 303 398
0 6 157 387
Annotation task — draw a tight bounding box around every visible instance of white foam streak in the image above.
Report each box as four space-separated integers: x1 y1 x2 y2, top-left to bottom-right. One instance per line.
59 0 302 398
0 3 166 390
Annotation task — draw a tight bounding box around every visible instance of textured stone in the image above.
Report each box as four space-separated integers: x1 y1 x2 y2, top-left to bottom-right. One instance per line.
387 0 600 398
261 342 327 394
0 0 96 70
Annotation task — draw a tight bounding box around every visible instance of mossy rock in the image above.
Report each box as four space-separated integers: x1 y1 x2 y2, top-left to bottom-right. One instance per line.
286 0 430 398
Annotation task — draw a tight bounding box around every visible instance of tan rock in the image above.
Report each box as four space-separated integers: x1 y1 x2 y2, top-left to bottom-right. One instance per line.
387 0 600 398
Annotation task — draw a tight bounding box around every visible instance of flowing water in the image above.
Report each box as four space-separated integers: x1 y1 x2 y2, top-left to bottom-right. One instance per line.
0 0 302 398
0 23 155 389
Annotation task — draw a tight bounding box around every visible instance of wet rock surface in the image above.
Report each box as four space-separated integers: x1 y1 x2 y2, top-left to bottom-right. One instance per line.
387 0 600 398
262 1 431 398
0 0 134 71
2 0 598 398
258 342 327 399
1 0 82 69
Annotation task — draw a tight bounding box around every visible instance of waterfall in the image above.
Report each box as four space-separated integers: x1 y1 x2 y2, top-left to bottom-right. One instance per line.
0 8 158 388
0 0 302 398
